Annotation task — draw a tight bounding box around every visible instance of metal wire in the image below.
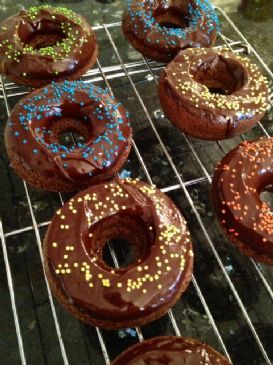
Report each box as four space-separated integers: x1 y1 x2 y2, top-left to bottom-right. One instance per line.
0 7 272 365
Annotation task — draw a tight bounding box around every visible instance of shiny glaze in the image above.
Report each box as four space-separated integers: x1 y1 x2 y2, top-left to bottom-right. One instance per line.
5 80 132 188
212 138 273 263
123 0 219 61
43 179 193 324
112 336 232 365
0 6 97 82
161 48 268 138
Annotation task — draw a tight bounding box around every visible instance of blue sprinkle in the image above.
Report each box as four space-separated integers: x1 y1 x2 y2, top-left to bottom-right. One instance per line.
119 170 131 179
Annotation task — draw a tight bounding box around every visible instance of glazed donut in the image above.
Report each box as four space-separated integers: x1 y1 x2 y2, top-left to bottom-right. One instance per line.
212 137 273 265
122 0 219 62
111 336 232 365
158 48 268 140
43 178 193 329
5 80 132 192
0 5 98 87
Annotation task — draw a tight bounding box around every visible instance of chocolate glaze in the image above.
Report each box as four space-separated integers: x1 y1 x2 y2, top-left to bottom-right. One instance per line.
212 138 273 264
122 0 219 61
160 48 268 139
111 336 232 365
43 179 193 326
0 6 97 83
5 81 132 190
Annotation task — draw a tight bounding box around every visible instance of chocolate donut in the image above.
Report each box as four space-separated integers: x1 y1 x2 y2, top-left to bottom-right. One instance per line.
111 336 232 365
158 48 268 140
0 5 98 87
43 178 193 329
212 138 273 265
5 80 132 192
122 0 219 62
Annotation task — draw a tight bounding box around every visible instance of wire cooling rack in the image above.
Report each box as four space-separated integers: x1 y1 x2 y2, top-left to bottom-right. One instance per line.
0 6 273 365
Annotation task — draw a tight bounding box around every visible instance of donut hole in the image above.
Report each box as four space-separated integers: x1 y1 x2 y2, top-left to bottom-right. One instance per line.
58 130 87 148
191 56 248 95
154 7 190 29
45 117 90 149
18 20 66 50
260 186 273 211
102 238 136 268
88 214 154 271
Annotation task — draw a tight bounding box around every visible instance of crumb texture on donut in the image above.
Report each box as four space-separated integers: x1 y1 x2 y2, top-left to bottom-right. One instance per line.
43 179 193 329
0 5 98 86
111 336 232 365
212 137 273 265
159 47 268 140
5 80 132 192
122 0 219 61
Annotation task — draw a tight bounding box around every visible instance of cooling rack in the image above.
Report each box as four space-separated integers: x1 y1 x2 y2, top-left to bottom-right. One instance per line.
0 6 273 365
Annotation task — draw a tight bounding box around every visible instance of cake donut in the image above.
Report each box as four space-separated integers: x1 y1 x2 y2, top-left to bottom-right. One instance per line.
0 5 98 87
212 138 273 265
122 0 219 62
111 336 232 365
158 48 268 140
5 81 132 192
43 178 193 329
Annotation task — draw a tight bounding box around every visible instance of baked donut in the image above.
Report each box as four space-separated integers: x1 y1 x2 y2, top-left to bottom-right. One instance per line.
0 5 98 87
122 0 219 62
158 48 268 140
5 80 132 192
43 178 193 329
212 137 273 265
111 336 232 365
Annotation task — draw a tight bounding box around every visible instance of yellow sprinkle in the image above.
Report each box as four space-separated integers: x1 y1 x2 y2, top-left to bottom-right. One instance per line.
52 242 58 248
117 283 122 288
142 289 147 294
89 283 94 288
157 284 162 289
61 215 65 220
74 263 79 268
98 274 103 278
66 269 71 274
55 269 60 274
63 254 68 260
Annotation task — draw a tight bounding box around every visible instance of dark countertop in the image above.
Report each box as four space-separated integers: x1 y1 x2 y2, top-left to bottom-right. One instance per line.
0 1 273 365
